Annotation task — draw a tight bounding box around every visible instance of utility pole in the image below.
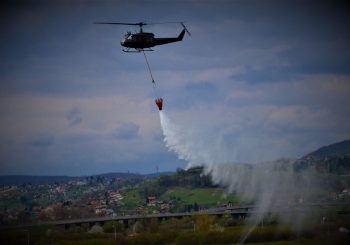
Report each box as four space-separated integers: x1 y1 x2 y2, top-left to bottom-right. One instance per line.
22 229 29 245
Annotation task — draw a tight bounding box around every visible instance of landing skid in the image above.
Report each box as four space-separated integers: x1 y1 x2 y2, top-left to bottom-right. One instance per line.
122 48 154 53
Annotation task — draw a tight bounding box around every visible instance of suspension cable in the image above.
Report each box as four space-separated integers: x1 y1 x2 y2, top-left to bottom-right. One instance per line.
142 50 159 98
142 50 155 82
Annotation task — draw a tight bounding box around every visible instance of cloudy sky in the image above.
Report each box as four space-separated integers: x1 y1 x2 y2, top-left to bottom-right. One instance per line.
0 0 349 176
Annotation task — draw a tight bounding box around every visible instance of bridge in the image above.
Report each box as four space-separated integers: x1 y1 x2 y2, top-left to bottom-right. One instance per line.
3 203 348 230
2 205 254 230
46 205 255 229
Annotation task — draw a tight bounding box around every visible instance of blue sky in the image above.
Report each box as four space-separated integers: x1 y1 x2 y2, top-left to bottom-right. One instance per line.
0 0 349 175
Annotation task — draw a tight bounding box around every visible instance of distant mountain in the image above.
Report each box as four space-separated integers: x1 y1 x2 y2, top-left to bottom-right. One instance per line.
305 139 350 159
0 171 173 186
96 172 142 179
94 171 174 179
0 175 80 186
143 171 175 177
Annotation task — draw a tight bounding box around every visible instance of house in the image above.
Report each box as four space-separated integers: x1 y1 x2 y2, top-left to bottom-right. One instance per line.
329 192 338 200
109 191 123 204
160 202 170 211
105 208 116 216
339 188 350 198
222 201 233 208
94 204 107 215
135 206 144 215
147 196 156 206
41 203 62 220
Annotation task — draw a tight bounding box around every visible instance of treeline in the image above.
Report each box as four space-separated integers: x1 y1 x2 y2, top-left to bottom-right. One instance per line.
316 156 350 175
0 172 145 187
159 167 213 188
139 166 214 199
294 156 350 175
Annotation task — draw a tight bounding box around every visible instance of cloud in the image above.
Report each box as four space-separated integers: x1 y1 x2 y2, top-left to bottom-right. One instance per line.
113 122 140 140
30 134 55 147
0 0 349 175
66 107 82 126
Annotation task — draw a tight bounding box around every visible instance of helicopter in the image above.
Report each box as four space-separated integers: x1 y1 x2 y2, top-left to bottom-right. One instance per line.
94 21 191 52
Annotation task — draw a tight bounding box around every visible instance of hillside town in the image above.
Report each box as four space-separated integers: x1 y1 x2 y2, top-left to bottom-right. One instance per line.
0 176 140 225
1 156 350 227
0 168 216 226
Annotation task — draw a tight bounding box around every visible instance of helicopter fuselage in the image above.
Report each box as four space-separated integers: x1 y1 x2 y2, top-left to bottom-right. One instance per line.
120 29 185 50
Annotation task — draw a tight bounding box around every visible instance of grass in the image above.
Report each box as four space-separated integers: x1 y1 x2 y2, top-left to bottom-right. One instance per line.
119 187 240 210
120 188 144 208
161 187 239 207
1 223 349 245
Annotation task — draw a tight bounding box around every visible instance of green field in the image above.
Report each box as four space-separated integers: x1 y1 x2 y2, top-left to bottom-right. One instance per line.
160 187 240 207
120 188 144 208
118 187 241 211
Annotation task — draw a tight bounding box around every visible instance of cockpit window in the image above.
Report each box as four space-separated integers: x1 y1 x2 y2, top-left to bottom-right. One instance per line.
124 32 131 38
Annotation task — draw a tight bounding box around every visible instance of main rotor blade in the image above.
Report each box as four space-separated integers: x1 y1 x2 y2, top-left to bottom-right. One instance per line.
93 22 147 26
94 21 183 26
147 21 182 25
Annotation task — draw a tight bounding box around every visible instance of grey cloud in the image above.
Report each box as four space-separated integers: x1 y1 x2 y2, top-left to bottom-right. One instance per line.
185 81 217 98
113 122 140 140
66 107 82 126
1 0 350 175
30 134 55 147
232 68 298 84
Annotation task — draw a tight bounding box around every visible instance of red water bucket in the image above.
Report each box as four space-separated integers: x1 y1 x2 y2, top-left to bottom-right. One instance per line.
155 98 163 111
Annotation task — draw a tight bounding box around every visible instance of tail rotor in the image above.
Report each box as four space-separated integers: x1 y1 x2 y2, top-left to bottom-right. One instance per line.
181 22 191 36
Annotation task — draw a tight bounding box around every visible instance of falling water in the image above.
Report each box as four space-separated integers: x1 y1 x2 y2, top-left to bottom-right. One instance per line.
159 111 319 243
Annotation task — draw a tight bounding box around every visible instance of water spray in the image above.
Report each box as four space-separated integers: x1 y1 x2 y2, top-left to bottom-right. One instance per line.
159 110 320 243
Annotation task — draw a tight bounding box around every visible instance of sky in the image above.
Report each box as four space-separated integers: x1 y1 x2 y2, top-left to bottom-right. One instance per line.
0 0 349 176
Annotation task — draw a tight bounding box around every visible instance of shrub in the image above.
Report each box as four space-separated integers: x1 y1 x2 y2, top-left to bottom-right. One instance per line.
132 221 145 233
175 231 205 245
103 221 124 233
130 233 163 245
245 226 294 243
195 214 214 232
148 218 159 233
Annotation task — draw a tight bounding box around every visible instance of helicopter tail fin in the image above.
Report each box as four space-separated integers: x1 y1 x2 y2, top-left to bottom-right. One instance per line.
177 29 186 41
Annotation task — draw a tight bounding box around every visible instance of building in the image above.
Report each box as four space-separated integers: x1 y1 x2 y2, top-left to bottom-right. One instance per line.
147 196 156 206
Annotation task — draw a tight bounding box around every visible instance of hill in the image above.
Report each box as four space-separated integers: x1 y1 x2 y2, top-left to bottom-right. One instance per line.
0 171 172 186
0 173 138 186
305 139 350 159
96 172 142 180
0 175 80 186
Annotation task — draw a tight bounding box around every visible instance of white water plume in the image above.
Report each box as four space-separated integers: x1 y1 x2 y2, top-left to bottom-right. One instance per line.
159 110 320 243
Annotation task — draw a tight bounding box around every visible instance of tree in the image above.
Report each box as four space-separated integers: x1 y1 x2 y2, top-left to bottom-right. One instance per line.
195 214 214 232
103 221 124 233
133 221 145 233
194 202 199 211
20 195 28 205
148 218 159 233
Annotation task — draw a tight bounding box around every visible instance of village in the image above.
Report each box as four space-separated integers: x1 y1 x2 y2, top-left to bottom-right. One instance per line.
1 156 350 227
0 175 178 226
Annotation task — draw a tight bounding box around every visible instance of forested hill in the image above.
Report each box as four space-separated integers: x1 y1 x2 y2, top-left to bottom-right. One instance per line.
0 172 145 186
0 175 80 186
305 139 350 159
